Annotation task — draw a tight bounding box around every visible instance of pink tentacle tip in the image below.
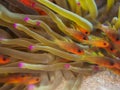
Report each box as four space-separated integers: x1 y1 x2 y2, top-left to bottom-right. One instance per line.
13 23 18 28
18 62 24 68
93 65 99 71
77 2 80 6
36 21 41 26
0 37 4 40
64 64 70 69
28 84 35 90
24 17 30 22
28 45 34 51
31 2 36 7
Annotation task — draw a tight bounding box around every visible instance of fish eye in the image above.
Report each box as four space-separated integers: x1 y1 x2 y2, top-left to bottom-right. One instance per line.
103 42 107 46
110 47 114 51
85 31 88 35
3 56 7 61
116 37 119 41
36 78 40 81
21 74 25 77
83 36 87 40
77 49 82 53
33 27 37 29
109 61 114 66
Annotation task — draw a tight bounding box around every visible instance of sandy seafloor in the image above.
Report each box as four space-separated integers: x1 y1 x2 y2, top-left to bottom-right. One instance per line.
55 71 120 90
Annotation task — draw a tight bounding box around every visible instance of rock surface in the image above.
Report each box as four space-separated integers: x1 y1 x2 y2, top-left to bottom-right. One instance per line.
80 71 120 90
55 71 120 90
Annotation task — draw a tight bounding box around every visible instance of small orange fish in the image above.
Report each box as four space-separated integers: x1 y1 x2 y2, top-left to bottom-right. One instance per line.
83 39 109 48
84 56 120 69
75 25 90 35
55 40 84 55
7 74 30 84
105 30 120 44
110 68 120 75
98 24 120 44
19 0 46 15
0 74 40 85
115 51 120 58
26 77 40 85
68 28 88 41
0 55 10 64
104 42 117 54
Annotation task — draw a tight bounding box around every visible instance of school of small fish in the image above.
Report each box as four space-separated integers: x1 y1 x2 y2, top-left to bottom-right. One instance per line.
0 0 119 90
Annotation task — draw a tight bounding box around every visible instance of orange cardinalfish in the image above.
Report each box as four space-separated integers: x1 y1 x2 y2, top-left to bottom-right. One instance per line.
115 51 120 58
75 25 91 35
67 28 88 41
104 30 120 45
0 74 40 85
55 39 84 55
25 76 40 85
0 55 10 64
104 42 118 54
98 24 120 44
19 0 46 15
82 36 109 48
110 68 120 75
84 56 120 69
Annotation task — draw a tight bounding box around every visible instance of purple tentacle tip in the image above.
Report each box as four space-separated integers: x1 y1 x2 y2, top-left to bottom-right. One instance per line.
0 37 4 40
93 65 99 71
31 2 36 7
28 84 35 90
36 21 41 26
28 45 34 51
64 64 70 69
18 62 24 68
24 17 30 22
13 23 17 28
77 2 80 6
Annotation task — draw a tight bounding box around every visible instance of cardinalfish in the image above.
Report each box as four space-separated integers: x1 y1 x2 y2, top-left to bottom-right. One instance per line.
0 55 10 64
54 39 84 55
82 36 109 48
103 30 120 45
108 31 120 45
83 56 120 69
19 0 46 15
0 74 40 85
115 51 120 58
67 28 88 41
110 68 120 76
104 42 117 54
97 24 120 45
26 76 40 85
75 25 91 35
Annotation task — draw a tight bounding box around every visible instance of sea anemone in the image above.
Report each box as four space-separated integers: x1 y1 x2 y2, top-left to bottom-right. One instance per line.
0 0 120 90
